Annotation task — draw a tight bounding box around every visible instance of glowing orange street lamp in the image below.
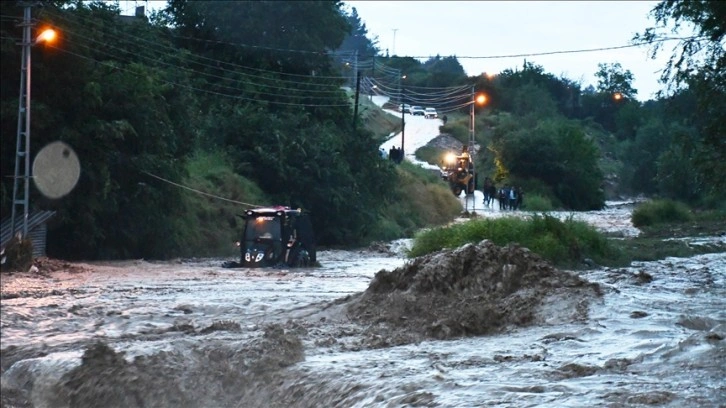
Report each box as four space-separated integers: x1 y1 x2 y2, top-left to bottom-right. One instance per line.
10 5 59 239
613 92 623 101
36 28 57 44
475 93 487 105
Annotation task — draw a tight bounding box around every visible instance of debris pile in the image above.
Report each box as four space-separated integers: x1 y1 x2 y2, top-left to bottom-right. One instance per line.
345 240 601 345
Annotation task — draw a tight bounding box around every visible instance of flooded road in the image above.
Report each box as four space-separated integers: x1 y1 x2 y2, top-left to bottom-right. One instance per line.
1 202 724 407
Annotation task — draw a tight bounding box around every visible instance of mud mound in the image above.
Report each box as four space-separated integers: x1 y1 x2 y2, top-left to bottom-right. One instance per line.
345 240 600 346
425 134 464 151
33 257 89 274
52 324 303 408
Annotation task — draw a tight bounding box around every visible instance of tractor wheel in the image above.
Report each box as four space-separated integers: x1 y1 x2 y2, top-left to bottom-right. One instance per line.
453 185 463 196
287 247 311 267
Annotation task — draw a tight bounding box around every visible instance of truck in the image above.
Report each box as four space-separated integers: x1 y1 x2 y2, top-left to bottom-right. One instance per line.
223 206 316 268
440 146 476 196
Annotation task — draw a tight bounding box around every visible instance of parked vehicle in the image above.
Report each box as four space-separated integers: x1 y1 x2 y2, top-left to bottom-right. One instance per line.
398 103 411 113
410 106 425 116
223 206 316 268
424 107 438 119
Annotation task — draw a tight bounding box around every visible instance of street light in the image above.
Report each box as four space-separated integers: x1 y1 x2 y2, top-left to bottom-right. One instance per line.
461 89 488 212
469 88 488 153
400 74 407 161
10 6 57 239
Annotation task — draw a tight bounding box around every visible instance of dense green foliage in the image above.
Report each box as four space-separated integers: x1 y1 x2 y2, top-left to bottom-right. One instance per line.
492 118 604 210
521 194 554 212
1 0 723 260
631 199 693 227
409 214 617 268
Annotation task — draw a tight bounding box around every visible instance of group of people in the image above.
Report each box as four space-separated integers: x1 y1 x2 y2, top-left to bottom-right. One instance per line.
388 146 404 164
482 177 523 211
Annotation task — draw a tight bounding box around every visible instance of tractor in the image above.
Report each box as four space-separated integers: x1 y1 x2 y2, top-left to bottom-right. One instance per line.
440 146 476 196
223 206 316 268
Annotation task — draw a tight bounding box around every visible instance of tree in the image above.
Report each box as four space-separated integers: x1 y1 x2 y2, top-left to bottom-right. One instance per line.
494 119 604 210
338 7 379 58
636 0 726 195
1 2 199 259
594 63 637 100
422 55 467 88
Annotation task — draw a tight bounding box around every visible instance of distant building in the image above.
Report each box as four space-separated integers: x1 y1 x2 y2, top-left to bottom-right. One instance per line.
118 6 147 23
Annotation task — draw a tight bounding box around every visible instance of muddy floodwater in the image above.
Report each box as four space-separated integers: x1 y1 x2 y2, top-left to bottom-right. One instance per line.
1 202 724 408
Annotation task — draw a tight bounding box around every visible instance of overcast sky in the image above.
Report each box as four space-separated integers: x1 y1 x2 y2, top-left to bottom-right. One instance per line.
345 1 671 101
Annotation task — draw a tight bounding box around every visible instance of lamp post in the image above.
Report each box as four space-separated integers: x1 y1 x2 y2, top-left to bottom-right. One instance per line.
400 74 407 161
463 89 487 212
468 88 488 163
10 4 56 239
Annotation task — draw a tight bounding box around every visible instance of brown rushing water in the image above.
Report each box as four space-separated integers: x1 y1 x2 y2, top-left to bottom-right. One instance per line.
1 202 724 408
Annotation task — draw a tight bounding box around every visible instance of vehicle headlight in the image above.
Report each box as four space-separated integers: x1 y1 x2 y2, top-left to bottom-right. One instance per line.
255 253 264 262
245 252 251 262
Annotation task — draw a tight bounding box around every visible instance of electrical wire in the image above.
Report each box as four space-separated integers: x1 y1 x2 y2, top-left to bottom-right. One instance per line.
41 9 350 97
41 8 356 82
142 170 263 208
37 44 351 107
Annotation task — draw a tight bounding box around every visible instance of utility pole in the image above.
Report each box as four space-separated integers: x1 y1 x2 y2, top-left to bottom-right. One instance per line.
370 55 375 101
392 28 398 56
353 50 358 89
11 3 35 238
400 79 405 158
353 71 361 129
469 85 475 152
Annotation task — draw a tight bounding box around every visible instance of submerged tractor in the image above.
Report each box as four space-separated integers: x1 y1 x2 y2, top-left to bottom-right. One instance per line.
440 146 476 196
223 206 316 268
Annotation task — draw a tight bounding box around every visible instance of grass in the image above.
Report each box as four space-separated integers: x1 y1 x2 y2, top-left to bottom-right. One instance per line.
365 161 462 242
408 210 726 269
415 145 448 167
176 150 271 257
357 95 402 142
409 214 617 269
522 193 554 211
631 199 693 227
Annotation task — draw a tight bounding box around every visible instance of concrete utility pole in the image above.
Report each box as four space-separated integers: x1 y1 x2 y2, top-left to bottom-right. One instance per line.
392 28 398 56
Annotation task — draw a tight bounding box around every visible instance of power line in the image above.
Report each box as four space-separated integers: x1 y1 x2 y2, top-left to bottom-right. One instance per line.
400 36 708 60
141 170 263 209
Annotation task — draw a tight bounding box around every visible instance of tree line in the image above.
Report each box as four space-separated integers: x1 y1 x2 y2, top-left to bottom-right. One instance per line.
0 0 722 260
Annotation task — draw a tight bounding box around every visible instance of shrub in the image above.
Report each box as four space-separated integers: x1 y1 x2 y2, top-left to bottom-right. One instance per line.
631 199 693 227
522 193 554 211
415 146 447 167
409 214 616 268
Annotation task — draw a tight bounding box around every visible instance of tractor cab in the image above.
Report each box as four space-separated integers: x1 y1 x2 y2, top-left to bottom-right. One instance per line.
223 206 316 268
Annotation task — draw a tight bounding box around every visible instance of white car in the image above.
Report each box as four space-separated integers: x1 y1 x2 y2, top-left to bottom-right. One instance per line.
410 106 425 116
424 108 438 119
398 103 411 113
